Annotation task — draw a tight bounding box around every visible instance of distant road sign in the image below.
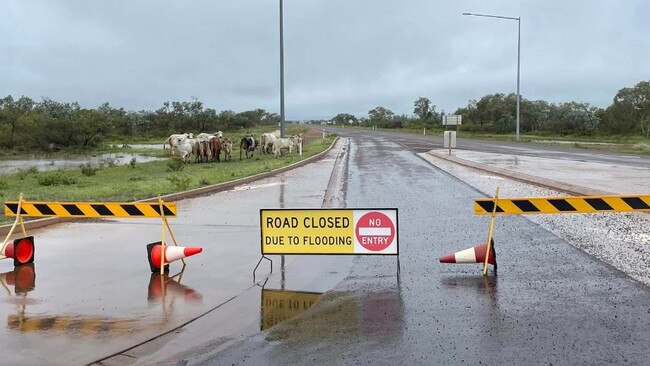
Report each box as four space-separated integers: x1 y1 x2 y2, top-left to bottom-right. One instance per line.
442 115 462 126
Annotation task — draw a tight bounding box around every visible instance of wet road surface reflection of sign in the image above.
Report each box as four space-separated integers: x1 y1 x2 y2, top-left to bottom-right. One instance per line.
261 289 323 330
260 209 398 255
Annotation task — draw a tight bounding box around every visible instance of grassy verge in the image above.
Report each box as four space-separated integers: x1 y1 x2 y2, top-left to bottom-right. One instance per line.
0 132 335 225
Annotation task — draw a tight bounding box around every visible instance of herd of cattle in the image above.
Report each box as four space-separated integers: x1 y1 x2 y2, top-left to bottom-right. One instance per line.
163 130 303 163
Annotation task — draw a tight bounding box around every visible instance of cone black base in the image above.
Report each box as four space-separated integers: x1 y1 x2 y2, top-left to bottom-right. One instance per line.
4 236 35 267
146 242 169 273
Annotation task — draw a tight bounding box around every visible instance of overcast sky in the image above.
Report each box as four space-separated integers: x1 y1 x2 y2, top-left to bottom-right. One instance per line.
2 0 649 120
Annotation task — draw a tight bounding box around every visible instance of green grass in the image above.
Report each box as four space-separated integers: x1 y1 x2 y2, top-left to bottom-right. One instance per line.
0 133 335 224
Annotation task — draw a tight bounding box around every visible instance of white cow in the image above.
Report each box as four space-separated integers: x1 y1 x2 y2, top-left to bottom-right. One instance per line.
196 133 213 140
164 133 193 155
260 133 277 154
171 137 193 163
272 136 300 157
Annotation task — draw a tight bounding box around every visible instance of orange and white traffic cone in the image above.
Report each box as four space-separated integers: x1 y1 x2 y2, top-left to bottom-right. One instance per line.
439 239 496 270
146 242 202 273
3 236 35 267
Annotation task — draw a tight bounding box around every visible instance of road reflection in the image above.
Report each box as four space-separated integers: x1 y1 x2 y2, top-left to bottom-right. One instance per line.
147 272 203 304
7 314 138 336
2 266 204 338
261 289 323 330
0 264 35 295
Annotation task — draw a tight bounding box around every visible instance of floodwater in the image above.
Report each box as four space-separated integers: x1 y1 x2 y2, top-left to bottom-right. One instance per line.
0 152 164 175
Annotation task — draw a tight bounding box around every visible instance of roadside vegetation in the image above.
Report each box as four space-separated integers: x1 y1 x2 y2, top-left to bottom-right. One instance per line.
0 132 335 224
0 94 337 225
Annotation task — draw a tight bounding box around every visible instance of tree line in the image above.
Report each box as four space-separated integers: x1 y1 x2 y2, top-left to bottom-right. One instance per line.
2 79 647 151
332 80 649 138
0 97 281 151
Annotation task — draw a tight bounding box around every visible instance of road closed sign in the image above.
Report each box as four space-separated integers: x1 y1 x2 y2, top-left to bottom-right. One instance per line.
260 208 398 255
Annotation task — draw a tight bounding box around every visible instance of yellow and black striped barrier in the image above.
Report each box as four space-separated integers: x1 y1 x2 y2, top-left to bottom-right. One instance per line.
4 201 176 218
475 194 650 215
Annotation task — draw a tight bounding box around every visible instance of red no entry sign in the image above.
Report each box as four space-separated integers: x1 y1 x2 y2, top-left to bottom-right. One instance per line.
355 211 396 252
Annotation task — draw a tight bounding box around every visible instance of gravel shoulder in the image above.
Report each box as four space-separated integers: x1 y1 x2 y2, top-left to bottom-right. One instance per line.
420 151 650 287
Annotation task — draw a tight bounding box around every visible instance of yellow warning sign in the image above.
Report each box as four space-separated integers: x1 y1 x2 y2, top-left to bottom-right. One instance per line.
261 289 322 330
4 201 177 218
260 209 398 255
474 194 650 215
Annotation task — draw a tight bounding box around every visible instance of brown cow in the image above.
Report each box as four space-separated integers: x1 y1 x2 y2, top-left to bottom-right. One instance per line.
210 136 222 162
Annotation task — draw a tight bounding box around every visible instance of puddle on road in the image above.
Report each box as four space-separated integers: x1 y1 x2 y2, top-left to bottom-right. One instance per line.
0 262 217 366
1 264 134 338
1 264 204 346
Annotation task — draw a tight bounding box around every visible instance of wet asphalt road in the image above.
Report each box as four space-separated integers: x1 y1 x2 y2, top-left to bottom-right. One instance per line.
206 130 650 365
326 126 650 168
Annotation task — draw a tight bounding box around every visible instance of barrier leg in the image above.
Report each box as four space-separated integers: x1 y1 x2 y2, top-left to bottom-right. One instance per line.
483 187 499 276
158 197 166 276
1 194 25 258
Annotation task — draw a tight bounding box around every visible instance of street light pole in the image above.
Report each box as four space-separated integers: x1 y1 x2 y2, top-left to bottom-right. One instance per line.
516 17 520 142
463 12 521 141
279 0 285 138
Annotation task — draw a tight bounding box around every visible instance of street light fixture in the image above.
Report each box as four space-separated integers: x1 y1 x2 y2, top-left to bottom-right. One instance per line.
463 12 521 141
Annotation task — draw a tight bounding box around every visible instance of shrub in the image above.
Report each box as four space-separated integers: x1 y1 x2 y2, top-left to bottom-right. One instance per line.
166 175 191 191
79 163 99 176
37 171 78 186
102 157 117 168
166 158 185 172
17 166 39 180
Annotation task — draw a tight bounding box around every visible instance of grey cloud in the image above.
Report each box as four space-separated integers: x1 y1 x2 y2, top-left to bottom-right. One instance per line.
1 0 649 120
